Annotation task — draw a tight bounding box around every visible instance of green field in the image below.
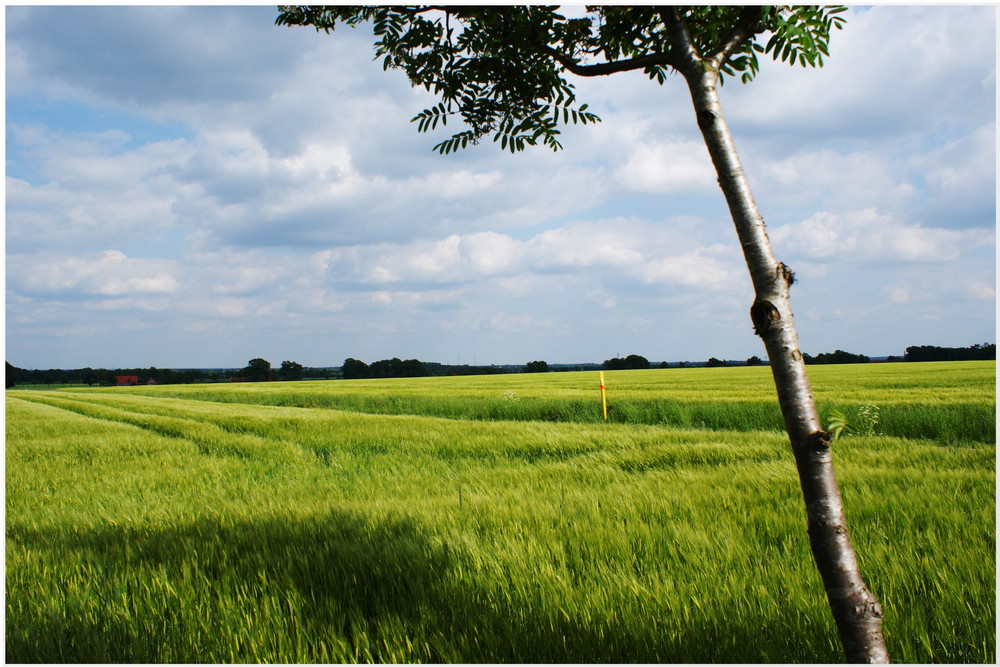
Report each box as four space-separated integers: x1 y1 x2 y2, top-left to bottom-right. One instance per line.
6 361 995 662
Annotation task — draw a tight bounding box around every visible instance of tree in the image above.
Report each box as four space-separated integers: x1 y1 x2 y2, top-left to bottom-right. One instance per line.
602 355 649 370
6 361 18 388
624 354 650 370
808 349 870 365
601 356 627 371
746 355 765 366
525 360 549 373
370 357 402 378
245 358 272 382
905 343 996 362
705 356 727 368
341 357 370 380
280 360 305 380
276 6 886 661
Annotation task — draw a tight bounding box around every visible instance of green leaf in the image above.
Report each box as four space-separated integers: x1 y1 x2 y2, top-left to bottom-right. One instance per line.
826 409 852 441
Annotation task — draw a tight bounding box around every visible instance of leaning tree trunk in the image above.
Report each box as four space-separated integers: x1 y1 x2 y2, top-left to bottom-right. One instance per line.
683 67 889 663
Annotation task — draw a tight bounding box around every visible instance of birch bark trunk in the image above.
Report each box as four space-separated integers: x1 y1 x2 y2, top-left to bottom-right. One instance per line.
683 66 889 664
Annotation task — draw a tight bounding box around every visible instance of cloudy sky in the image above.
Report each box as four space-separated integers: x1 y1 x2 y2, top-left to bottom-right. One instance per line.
6 5 996 370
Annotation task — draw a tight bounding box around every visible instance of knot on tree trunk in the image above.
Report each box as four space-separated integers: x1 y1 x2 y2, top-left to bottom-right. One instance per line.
794 429 833 461
778 262 796 287
697 108 717 130
808 429 832 452
750 299 780 337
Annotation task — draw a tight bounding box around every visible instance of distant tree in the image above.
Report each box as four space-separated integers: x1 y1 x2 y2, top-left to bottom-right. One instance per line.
705 357 727 368
603 355 649 370
277 5 885 660
303 367 338 379
370 357 401 378
975 343 996 359
280 360 305 380
6 361 18 388
905 343 996 362
245 358 272 382
362 357 430 378
746 355 765 366
809 350 870 365
423 362 504 376
602 357 628 371
525 360 549 373
399 358 429 377
341 358 370 380
658 361 670 369
624 354 651 370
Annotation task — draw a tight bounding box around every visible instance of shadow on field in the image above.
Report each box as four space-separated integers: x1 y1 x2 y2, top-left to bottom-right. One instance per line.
8 511 837 663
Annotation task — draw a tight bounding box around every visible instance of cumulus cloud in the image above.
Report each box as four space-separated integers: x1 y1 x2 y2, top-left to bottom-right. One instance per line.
6 6 314 113
8 250 178 298
770 209 995 264
5 127 192 253
614 136 716 193
5 5 995 367
728 6 995 140
749 149 920 220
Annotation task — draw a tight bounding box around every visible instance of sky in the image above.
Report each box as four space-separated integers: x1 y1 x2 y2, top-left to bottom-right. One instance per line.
5 4 996 370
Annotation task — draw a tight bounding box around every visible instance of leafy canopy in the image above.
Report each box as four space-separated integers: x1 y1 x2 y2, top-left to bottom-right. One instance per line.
276 5 845 154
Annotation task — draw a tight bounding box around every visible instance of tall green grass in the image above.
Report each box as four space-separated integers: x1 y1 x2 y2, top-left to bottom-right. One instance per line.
92 361 996 443
6 363 995 663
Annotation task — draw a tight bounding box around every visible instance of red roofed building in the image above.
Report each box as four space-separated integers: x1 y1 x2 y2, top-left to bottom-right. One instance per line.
115 375 139 386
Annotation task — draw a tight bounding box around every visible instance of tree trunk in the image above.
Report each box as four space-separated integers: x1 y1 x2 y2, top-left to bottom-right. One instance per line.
683 67 889 663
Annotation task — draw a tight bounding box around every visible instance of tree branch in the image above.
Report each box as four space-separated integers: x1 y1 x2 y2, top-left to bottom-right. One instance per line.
658 7 701 74
707 6 766 67
538 43 678 77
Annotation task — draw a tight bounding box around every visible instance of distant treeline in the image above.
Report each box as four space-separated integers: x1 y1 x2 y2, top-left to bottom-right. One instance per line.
603 355 651 370
341 357 529 379
7 343 994 387
4 362 338 387
803 350 871 365
341 357 430 379
904 343 995 362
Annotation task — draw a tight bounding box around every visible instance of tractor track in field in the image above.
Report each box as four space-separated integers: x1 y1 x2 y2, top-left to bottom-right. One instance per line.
10 393 307 461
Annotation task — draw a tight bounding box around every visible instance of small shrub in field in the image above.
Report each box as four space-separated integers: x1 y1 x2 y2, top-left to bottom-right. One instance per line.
827 403 881 440
857 403 880 436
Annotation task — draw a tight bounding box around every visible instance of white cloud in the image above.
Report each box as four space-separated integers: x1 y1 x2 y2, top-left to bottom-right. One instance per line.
750 149 919 217
638 248 743 291
728 6 995 140
770 209 995 264
6 128 192 252
9 250 178 298
4 5 995 368
614 136 716 193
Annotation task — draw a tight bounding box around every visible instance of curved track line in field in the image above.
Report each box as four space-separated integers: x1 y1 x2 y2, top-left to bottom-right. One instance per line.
13 393 307 462
12 392 791 473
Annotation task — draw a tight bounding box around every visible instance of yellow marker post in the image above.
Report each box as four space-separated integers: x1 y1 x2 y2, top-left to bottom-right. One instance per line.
599 371 608 422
